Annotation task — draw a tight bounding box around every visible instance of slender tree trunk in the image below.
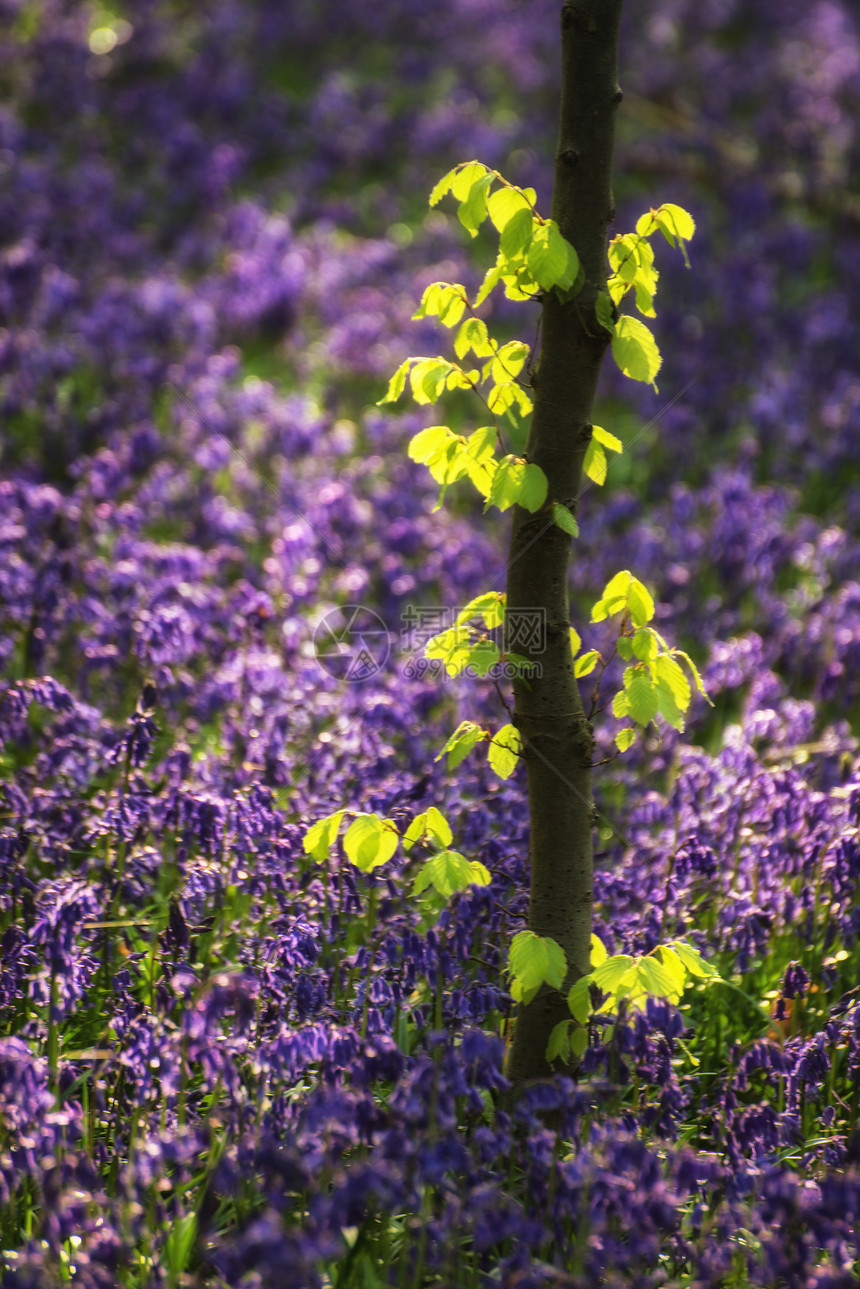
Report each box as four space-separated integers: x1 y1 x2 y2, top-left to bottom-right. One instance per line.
505 0 624 1087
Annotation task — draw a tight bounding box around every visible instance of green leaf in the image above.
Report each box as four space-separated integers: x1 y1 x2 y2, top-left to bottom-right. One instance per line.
464 426 498 497
615 727 635 752
500 207 535 260
627 577 655 627
412 282 468 327
670 940 720 979
435 720 486 770
450 161 491 199
488 723 522 779
655 653 691 712
426 805 453 847
458 170 495 237
547 1019 571 1063
583 439 607 486
593 571 654 626
424 625 474 676
591 569 633 622
631 628 658 663
402 812 427 852
567 976 592 1024
429 165 461 207
591 955 633 996
467 639 501 676
574 650 599 678
595 291 615 333
468 860 492 887
487 381 533 419
377 358 412 405
569 626 582 656
591 424 622 453
454 317 493 360
608 233 641 284
489 340 529 384
303 810 345 861
570 1027 588 1060
674 650 714 705
413 849 478 899
474 261 504 308
611 690 630 718
653 945 687 995
552 502 579 537
590 934 608 968
518 463 547 512
410 357 457 405
526 220 579 291
487 184 534 234
659 203 695 241
343 813 398 872
509 930 567 994
637 955 681 999
617 636 634 661
625 670 659 725
612 315 662 388
655 677 685 732
486 457 547 513
456 591 506 629
408 425 467 486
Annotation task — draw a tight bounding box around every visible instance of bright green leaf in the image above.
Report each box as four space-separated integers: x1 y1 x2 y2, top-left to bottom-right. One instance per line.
674 650 714 705
526 220 579 291
567 976 592 1024
551 502 579 537
414 849 477 899
625 670 659 725
632 628 658 663
467 639 501 676
402 812 427 852
377 358 412 405
509 930 567 994
591 424 622 453
304 810 345 861
456 591 506 629
450 160 492 201
454 317 493 360
592 954 634 996
590 934 607 968
458 170 495 237
426 805 453 848
344 813 398 872
583 439 607 486
486 457 547 513
429 165 461 207
615 727 635 752
569 626 582 656
655 653 691 711
435 720 487 770
671 940 720 979
488 723 522 779
637 955 681 999
612 315 662 387
611 690 630 718
574 649 599 678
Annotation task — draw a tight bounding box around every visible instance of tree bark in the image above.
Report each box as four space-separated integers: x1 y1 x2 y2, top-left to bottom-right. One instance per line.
505 0 624 1087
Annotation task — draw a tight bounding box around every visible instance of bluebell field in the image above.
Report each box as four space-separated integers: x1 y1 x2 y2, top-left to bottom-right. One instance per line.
2 1 860 1285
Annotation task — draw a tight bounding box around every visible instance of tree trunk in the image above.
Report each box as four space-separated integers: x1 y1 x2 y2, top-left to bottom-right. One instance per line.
505 0 624 1087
